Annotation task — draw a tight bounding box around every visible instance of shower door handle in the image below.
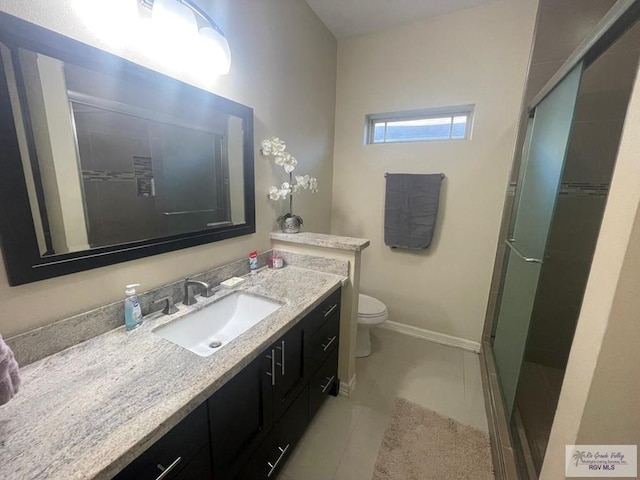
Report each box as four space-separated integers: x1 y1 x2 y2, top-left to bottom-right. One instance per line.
505 239 543 264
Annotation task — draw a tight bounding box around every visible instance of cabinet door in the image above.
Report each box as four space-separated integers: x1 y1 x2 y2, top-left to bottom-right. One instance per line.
272 322 305 420
236 386 309 480
209 351 274 480
173 446 212 480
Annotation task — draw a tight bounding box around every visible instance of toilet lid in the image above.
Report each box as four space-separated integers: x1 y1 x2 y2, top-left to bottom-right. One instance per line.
358 294 387 317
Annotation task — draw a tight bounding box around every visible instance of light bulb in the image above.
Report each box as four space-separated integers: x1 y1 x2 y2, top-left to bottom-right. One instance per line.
73 0 140 47
198 26 231 75
152 0 198 38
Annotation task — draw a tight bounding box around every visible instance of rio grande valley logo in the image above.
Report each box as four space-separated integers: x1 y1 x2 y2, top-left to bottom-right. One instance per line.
566 445 637 477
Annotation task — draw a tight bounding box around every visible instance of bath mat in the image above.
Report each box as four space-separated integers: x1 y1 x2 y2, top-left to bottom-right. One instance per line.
371 398 494 480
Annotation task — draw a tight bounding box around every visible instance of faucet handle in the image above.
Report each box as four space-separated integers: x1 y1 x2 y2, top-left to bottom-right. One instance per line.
153 296 179 315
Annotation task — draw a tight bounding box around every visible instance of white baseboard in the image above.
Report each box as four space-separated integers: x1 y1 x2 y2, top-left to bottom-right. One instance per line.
339 374 356 397
377 321 481 353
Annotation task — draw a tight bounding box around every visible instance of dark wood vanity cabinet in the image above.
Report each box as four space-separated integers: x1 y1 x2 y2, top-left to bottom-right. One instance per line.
207 320 306 480
229 287 342 480
215 287 341 480
113 287 341 480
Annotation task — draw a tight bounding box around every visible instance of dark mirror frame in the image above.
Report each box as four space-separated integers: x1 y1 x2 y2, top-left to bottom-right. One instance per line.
0 12 256 286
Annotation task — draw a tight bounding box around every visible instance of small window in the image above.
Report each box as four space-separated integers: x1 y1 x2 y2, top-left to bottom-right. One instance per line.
365 105 474 144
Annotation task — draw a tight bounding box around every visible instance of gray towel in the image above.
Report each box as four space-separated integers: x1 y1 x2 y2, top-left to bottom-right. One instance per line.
384 173 443 249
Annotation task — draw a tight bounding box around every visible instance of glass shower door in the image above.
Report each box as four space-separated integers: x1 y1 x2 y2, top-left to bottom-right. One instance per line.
493 65 583 415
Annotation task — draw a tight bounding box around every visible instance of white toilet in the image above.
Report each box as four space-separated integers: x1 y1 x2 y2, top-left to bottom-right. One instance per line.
356 294 388 357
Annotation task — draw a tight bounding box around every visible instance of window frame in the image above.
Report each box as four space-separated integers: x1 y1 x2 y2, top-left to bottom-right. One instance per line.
365 104 475 145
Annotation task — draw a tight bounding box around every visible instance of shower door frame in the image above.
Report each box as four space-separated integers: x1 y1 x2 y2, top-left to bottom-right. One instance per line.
479 1 640 478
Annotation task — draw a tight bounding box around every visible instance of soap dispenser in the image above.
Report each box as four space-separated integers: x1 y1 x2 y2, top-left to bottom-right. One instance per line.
124 284 143 331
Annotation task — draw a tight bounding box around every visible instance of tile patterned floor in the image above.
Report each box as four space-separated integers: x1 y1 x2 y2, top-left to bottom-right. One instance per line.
279 328 488 480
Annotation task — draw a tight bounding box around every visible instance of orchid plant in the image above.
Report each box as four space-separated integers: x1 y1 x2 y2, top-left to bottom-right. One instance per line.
261 137 318 231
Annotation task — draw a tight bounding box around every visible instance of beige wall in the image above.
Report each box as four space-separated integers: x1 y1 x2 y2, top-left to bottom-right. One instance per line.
0 0 337 337
541 60 640 479
330 0 538 342
575 209 640 449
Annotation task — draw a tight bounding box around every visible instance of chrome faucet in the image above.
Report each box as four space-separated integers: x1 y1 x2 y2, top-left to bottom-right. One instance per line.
183 278 213 306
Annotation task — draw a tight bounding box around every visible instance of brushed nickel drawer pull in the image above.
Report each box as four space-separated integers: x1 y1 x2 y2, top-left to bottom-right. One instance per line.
321 375 336 393
266 349 276 386
276 340 285 375
267 444 290 477
321 336 337 351
155 456 182 480
323 304 338 317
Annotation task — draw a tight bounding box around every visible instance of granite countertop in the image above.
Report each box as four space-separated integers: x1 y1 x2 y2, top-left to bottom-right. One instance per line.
270 232 370 252
0 266 343 480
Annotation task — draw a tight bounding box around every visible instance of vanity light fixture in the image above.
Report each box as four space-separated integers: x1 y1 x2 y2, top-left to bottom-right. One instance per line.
140 0 231 75
73 0 231 78
72 0 141 48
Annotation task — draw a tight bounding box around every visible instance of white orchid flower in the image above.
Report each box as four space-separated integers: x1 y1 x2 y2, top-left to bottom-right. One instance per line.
271 137 286 153
278 182 292 198
262 136 317 206
295 175 310 189
268 186 281 200
261 137 286 157
260 139 272 156
283 154 297 173
309 176 318 193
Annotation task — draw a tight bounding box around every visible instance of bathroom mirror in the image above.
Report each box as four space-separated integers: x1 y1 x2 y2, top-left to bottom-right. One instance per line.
0 13 255 285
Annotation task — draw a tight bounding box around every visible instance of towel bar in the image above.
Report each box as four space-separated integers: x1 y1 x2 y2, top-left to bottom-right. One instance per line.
384 172 445 179
163 209 218 216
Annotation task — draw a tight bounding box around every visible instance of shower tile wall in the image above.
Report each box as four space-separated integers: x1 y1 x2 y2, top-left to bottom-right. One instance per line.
525 25 640 369
77 109 159 247
483 0 618 339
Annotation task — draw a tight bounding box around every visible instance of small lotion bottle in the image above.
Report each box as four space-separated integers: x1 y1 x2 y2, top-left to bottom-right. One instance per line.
124 283 143 330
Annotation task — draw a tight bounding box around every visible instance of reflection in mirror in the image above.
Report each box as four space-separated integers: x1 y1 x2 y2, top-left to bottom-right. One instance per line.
4 47 246 257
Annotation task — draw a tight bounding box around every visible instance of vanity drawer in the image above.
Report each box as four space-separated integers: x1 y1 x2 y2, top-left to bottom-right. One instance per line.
305 288 341 335
113 402 209 480
309 347 339 419
235 387 309 480
307 309 340 375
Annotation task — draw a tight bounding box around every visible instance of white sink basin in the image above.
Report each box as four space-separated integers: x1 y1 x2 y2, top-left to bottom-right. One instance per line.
153 292 282 357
